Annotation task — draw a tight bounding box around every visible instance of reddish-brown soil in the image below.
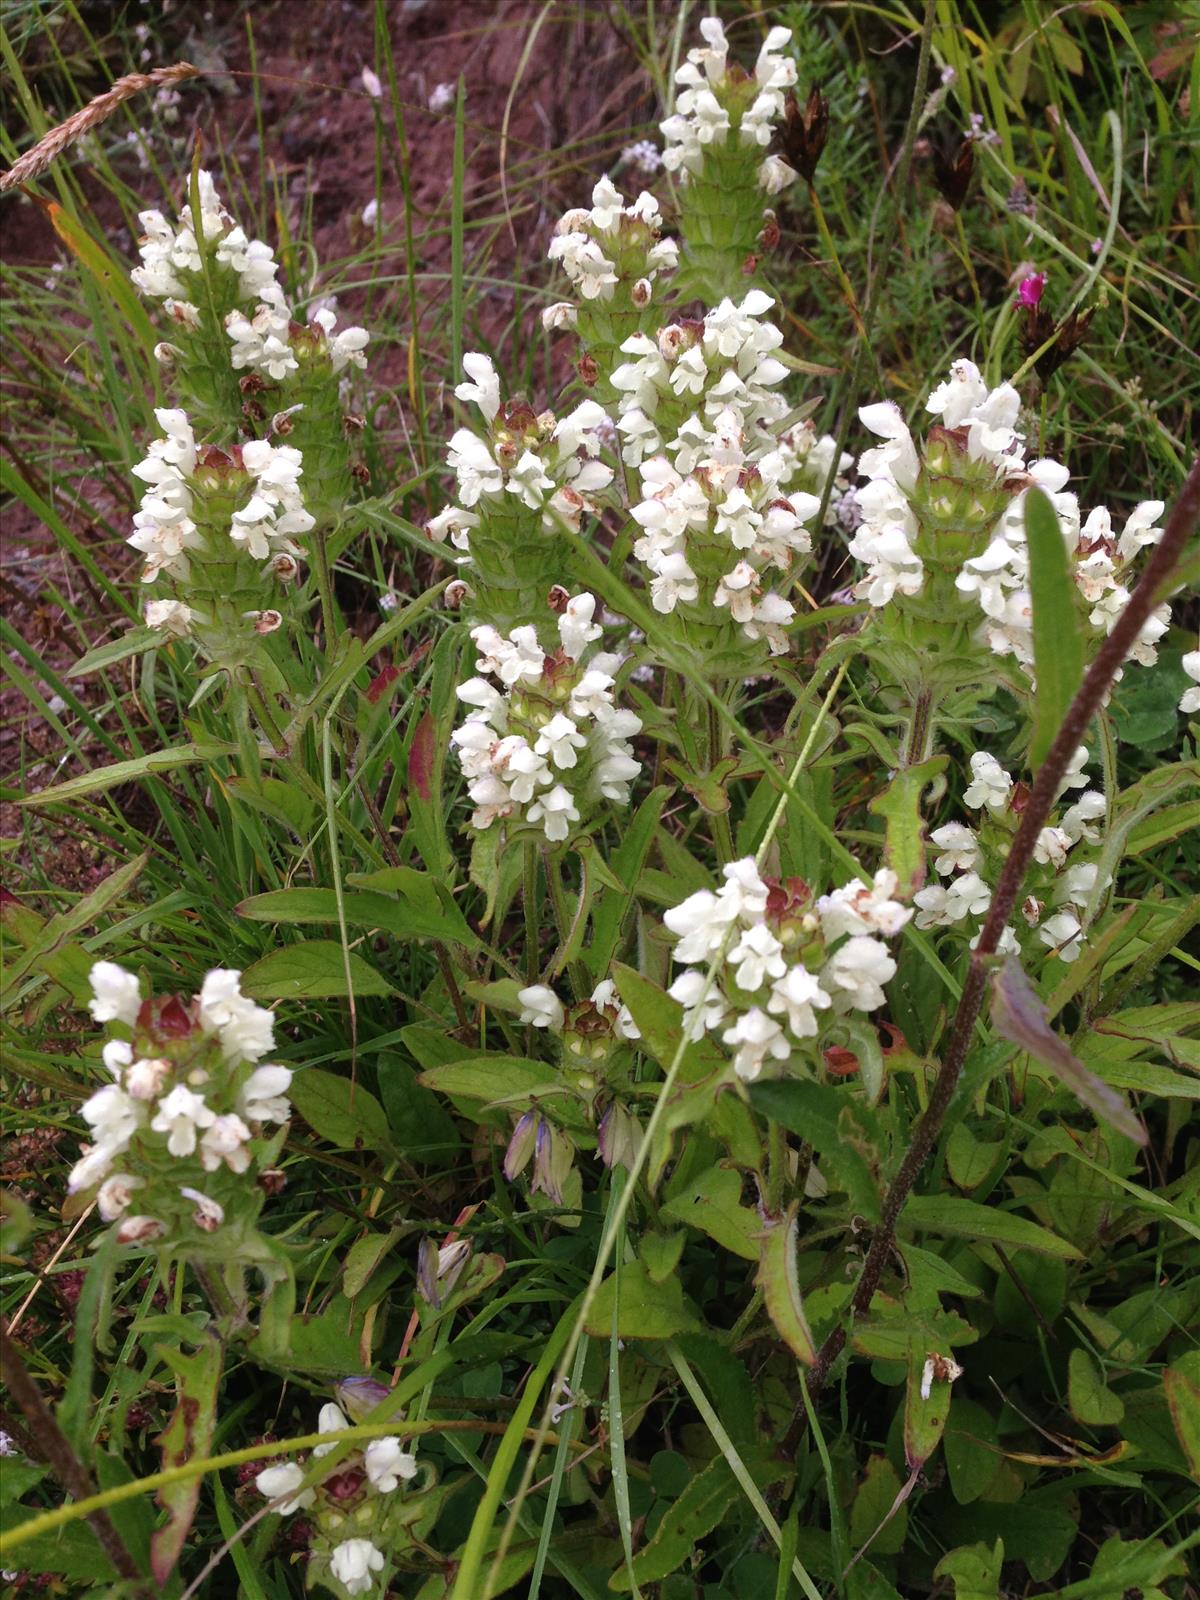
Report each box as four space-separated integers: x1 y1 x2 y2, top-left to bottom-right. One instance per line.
1 0 655 863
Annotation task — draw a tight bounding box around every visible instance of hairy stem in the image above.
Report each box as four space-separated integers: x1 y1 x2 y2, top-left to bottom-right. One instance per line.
801 453 1200 1402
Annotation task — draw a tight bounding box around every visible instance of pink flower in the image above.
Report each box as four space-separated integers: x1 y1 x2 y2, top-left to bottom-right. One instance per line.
1017 272 1046 308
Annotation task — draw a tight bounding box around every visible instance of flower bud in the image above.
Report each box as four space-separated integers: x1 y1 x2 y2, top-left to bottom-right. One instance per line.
117 1215 166 1245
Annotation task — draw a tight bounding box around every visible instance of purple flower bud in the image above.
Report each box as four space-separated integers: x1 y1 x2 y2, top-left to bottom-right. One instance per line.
334 1376 392 1421
503 1111 539 1183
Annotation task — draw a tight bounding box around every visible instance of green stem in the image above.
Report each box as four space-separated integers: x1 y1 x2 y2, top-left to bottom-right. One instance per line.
523 843 540 988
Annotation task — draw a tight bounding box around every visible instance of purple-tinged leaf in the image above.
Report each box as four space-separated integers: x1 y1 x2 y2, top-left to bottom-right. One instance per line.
991 957 1147 1145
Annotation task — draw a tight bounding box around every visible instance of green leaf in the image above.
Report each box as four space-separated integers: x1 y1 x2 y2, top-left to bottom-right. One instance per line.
0 1515 117 1583
747 1080 882 1221
236 884 479 948
849 1455 907 1557
19 742 236 805
69 625 162 678
868 756 947 894
345 863 480 948
755 1206 815 1364
904 1345 954 1470
151 1334 222 1585
640 1230 686 1283
343 1229 404 1298
374 1054 461 1156
240 940 392 1000
584 1261 699 1342
609 1455 739 1590
289 1068 393 1154
419 1056 562 1109
943 1397 1000 1503
1068 1347 1124 1426
223 774 316 837
661 1165 761 1261
1162 1353 1200 1478
1024 485 1085 771
933 1541 1004 1600
903 1195 1082 1258
1 850 148 998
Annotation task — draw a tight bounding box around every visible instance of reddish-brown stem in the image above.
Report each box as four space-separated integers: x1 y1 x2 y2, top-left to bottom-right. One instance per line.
800 453 1200 1404
0 1319 148 1588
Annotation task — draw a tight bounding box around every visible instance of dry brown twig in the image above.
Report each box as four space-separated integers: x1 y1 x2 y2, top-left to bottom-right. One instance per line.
0 63 200 193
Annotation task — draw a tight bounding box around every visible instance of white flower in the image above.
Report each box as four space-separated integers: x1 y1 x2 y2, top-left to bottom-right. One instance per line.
1033 827 1072 870
240 1064 293 1124
145 598 193 636
767 968 831 1038
668 969 727 1035
721 1007 790 1082
455 352 500 422
102 1040 134 1078
150 1085 215 1157
822 936 896 1012
97 1174 141 1222
448 429 503 504
329 1539 384 1596
69 1143 116 1193
81 1083 141 1151
818 869 911 941
125 1057 171 1100
180 1186 224 1231
962 752 1012 814
198 969 275 1061
1181 649 1200 714
88 961 142 1026
913 872 992 929
313 1402 349 1458
1062 790 1106 844
256 1460 314 1513
527 783 580 842
429 81 456 112
364 1436 418 1493
199 1113 253 1173
535 712 587 769
1039 909 1083 962
930 823 979 875
558 593 602 659
728 924 786 991
361 66 382 98
518 985 565 1031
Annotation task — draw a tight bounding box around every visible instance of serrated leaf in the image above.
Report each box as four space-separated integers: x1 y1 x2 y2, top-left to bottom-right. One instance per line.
747 1079 882 1221
1024 486 1085 770
933 1540 1004 1600
241 941 392 1000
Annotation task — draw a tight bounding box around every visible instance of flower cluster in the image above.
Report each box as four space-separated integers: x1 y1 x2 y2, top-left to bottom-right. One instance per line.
256 1392 420 1597
429 356 614 631
451 594 641 842
664 859 912 1081
68 961 290 1250
661 18 798 194
849 360 1170 689
545 176 678 310
612 290 792 468
914 748 1109 963
131 169 286 326
544 177 680 401
1181 650 1200 714
659 18 799 296
614 293 818 663
131 407 313 671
